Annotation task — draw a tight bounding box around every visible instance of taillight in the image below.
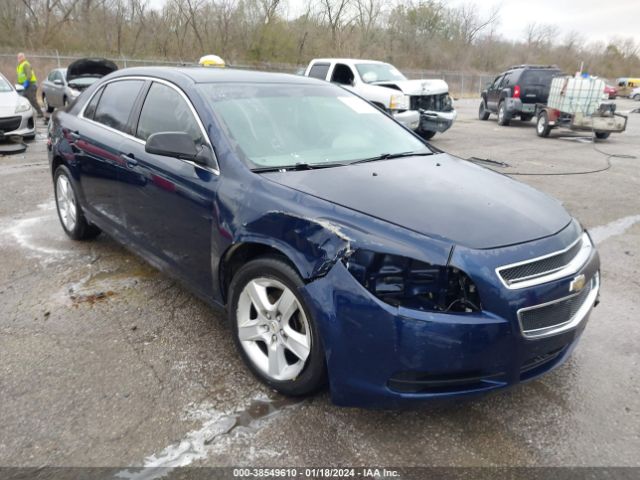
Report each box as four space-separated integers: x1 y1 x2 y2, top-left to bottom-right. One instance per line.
513 85 521 98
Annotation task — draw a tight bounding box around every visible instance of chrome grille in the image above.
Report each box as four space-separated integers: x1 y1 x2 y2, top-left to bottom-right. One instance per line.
500 238 583 284
409 93 452 112
518 274 598 338
496 233 592 289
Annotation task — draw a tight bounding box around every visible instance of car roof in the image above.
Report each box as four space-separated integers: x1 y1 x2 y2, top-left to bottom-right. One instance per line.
311 58 387 65
108 66 323 87
504 65 560 72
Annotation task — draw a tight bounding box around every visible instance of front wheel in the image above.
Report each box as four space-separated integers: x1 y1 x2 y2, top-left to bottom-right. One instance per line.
54 166 101 240
478 100 490 120
417 129 436 140
633 94 640 101
536 111 551 137
595 132 610 140
229 256 327 396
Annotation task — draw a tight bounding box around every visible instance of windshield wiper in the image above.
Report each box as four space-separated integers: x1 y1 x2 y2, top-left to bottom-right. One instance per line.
251 162 347 173
349 150 434 165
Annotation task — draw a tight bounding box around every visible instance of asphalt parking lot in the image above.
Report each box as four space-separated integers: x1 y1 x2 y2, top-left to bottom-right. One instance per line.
1 98 639 471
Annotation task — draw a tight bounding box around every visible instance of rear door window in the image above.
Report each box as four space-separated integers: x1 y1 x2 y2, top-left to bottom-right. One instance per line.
491 75 504 89
135 82 203 146
308 63 330 80
502 72 515 87
93 80 144 133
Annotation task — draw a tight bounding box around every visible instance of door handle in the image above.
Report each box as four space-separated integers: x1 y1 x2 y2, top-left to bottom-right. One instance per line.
121 153 138 168
68 130 81 141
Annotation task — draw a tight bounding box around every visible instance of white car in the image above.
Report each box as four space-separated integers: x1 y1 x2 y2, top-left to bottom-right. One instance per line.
632 87 640 101
305 58 457 139
0 73 35 140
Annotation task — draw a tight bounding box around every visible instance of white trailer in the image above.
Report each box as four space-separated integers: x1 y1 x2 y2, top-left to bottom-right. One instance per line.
535 76 627 140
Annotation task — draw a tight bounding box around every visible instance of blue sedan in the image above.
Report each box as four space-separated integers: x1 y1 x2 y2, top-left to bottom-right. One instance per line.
47 67 600 408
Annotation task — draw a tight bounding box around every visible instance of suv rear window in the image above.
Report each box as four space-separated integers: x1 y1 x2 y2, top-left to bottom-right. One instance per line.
520 70 561 87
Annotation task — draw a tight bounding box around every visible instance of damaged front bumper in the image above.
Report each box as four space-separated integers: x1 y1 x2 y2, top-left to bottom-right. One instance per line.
419 109 457 133
298 234 599 408
391 110 420 131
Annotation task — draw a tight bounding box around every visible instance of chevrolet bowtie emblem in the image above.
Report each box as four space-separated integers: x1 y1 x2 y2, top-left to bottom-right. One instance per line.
569 274 586 292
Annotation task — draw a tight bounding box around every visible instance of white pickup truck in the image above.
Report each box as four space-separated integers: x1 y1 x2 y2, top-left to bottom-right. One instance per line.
304 58 456 139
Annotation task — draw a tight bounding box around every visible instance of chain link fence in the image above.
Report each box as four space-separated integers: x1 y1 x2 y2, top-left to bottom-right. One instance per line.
1 52 492 99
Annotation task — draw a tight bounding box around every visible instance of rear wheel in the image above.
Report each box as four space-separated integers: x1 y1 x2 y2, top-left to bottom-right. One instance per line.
42 94 54 113
536 111 551 137
478 100 490 120
595 132 610 140
54 166 101 240
497 101 511 126
417 129 436 140
229 256 327 396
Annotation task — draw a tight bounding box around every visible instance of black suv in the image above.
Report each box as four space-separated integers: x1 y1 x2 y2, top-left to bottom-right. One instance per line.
479 65 562 125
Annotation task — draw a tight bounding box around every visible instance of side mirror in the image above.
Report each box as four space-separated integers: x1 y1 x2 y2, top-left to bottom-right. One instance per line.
14 83 25 94
54 79 63 85
145 132 199 161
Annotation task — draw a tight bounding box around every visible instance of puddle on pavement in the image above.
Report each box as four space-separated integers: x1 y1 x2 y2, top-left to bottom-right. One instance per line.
116 395 303 479
58 266 157 308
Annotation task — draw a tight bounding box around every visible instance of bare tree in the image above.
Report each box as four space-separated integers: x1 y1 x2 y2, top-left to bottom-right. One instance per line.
318 0 354 47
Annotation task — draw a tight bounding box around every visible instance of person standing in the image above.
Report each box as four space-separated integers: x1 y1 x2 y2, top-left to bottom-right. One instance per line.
16 52 43 117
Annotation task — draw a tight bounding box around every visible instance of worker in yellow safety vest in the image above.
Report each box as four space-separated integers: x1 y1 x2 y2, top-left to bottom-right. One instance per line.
16 52 43 117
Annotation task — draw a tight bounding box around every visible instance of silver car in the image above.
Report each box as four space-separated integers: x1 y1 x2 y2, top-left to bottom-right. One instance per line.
0 73 35 140
41 58 118 112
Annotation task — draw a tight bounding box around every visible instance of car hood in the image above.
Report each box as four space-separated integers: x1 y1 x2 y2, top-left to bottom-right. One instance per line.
0 90 21 116
262 154 572 249
66 58 118 82
373 79 449 96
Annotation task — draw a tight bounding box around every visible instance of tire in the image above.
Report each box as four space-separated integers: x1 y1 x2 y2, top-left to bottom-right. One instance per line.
478 100 490 120
42 94 54 113
417 129 436 140
54 166 101 240
633 94 640 101
520 114 533 122
536 111 551 137
228 255 327 396
497 101 511 126
595 132 610 140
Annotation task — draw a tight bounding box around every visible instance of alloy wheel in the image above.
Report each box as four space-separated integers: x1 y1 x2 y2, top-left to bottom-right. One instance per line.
56 174 77 231
236 277 311 381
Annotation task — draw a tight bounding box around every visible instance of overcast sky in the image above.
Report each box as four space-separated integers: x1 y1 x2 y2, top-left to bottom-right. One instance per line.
147 0 640 45
447 0 640 44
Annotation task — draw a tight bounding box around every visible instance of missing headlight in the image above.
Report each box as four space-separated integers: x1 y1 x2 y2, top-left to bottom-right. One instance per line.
344 250 481 313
